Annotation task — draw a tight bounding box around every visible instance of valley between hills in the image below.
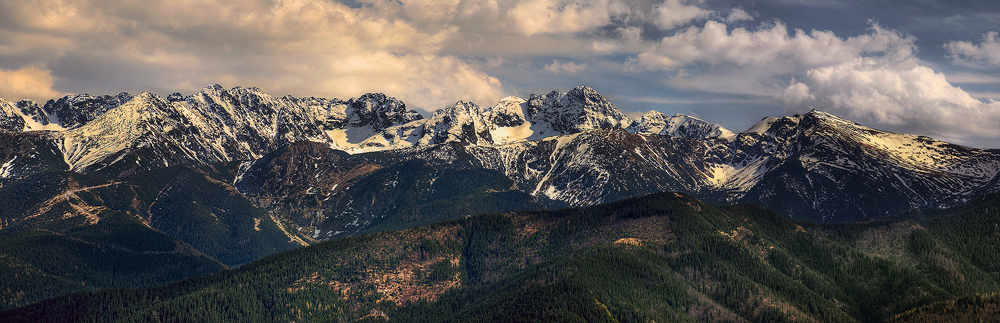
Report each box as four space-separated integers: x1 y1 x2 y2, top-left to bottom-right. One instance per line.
2 85 1000 321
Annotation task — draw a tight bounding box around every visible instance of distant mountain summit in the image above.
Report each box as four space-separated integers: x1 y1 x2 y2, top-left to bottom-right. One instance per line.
2 85 999 229
0 85 726 162
627 111 736 140
324 86 643 152
724 110 1000 221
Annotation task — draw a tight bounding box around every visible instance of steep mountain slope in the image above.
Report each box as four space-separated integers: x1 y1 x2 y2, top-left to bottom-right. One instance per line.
0 131 68 178
468 128 721 205
22 93 134 130
234 141 549 240
957 170 1000 203
731 111 1000 222
123 166 302 265
0 100 26 133
0 92 133 133
8 192 1000 322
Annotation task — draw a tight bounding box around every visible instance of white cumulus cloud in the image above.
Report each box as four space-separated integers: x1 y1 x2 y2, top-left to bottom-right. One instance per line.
781 58 1000 143
652 0 712 30
506 0 631 36
724 8 753 23
635 20 915 71
945 31 1000 68
0 0 507 111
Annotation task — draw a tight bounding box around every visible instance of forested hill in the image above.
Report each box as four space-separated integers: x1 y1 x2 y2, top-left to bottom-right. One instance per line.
0 166 301 310
5 192 1000 322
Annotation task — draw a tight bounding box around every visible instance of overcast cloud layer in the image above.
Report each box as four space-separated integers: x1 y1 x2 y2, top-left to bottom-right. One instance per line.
1 0 998 147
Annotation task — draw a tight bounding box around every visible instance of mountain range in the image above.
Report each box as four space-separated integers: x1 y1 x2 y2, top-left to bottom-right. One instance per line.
3 84 1000 320
2 85 999 230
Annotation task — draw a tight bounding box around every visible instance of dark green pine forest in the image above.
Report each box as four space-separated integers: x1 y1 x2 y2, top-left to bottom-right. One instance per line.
0 166 301 310
5 191 1000 322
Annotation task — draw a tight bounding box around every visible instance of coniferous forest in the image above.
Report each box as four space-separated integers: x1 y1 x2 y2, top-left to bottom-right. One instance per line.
5 191 1000 322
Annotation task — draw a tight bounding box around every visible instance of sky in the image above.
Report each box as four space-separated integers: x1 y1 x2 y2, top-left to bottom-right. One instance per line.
1 0 999 148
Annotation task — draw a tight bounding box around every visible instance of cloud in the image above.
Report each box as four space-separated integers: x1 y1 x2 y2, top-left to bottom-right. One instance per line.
781 58 1000 142
0 0 767 111
0 0 507 111
506 0 632 36
544 60 589 74
945 31 1000 67
652 0 712 30
967 91 1000 100
396 0 498 30
589 26 642 55
945 72 1000 85
485 55 506 68
724 8 753 23
634 20 916 71
0 66 62 101
628 20 922 102
590 41 620 54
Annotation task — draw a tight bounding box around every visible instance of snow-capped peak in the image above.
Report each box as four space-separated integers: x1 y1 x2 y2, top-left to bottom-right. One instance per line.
627 111 735 140
524 86 631 135
203 83 226 93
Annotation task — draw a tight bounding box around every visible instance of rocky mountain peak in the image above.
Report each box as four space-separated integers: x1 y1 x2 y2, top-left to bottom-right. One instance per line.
802 109 855 123
627 111 735 140
166 92 185 102
334 93 423 131
203 83 226 93
420 100 493 145
486 96 528 128
7 92 135 131
525 86 631 135
441 100 482 115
